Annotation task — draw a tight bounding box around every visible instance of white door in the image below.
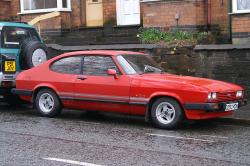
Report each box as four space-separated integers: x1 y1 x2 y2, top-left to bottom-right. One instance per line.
116 0 140 26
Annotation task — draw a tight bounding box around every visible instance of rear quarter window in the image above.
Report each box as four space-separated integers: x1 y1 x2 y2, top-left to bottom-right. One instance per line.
50 56 82 75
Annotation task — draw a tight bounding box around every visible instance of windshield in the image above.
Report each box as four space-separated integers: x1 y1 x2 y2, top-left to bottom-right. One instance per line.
116 54 165 74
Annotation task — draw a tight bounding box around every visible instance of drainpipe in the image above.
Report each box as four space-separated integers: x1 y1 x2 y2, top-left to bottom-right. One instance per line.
207 0 211 30
228 0 232 42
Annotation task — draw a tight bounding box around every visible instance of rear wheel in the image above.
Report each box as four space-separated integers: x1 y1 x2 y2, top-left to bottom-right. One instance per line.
35 89 62 117
150 97 184 129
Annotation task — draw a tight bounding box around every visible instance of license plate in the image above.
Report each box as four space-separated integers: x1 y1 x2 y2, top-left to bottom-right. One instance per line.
225 103 239 111
4 61 16 73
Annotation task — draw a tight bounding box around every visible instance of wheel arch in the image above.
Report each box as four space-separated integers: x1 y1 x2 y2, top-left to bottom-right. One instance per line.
32 84 59 103
145 92 186 121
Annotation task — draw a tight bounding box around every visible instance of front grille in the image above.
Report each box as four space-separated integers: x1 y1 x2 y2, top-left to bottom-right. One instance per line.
216 91 237 102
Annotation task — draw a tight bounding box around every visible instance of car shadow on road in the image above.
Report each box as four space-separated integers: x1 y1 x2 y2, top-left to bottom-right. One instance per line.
0 101 226 130
60 109 153 128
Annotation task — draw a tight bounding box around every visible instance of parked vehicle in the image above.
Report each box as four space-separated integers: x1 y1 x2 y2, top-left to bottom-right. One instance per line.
0 22 48 105
13 51 247 129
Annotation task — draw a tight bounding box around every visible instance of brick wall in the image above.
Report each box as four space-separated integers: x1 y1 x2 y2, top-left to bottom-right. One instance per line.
232 14 250 44
210 0 228 34
21 13 62 36
103 0 116 24
141 0 229 33
70 0 86 28
0 0 11 21
10 0 20 19
18 0 87 36
4 0 250 44
141 0 207 31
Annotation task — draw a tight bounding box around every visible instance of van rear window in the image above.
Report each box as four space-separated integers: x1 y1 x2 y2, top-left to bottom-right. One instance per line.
1 26 40 49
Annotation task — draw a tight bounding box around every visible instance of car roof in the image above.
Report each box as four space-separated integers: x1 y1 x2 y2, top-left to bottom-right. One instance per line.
0 22 34 29
57 50 145 58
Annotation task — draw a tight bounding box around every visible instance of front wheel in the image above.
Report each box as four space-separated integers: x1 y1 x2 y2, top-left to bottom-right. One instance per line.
35 89 62 117
151 97 184 129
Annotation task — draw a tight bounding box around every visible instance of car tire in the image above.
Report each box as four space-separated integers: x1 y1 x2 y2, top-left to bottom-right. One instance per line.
20 39 49 70
3 94 23 106
150 97 184 129
35 89 62 117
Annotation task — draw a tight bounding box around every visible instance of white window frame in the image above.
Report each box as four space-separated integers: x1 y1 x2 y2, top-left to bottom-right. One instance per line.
20 0 71 14
232 0 250 14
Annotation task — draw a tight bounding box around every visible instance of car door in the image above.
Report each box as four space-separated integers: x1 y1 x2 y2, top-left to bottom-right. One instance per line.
73 55 131 113
50 56 82 107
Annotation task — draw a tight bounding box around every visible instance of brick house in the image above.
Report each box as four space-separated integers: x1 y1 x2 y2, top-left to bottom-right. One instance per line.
0 0 250 44
141 0 250 44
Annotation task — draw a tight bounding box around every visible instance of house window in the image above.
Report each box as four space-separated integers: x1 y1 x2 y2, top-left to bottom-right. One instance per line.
20 0 71 14
233 0 250 13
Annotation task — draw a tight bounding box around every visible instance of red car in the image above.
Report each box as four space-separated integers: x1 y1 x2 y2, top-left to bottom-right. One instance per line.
12 51 247 129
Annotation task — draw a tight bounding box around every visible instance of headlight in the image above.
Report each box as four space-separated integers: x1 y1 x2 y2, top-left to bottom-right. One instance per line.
236 91 243 98
208 92 217 100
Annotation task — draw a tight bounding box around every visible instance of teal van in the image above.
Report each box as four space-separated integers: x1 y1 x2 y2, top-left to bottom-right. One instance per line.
0 22 48 105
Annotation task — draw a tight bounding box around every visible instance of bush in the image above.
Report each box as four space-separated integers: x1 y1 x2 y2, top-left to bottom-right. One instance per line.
137 28 208 45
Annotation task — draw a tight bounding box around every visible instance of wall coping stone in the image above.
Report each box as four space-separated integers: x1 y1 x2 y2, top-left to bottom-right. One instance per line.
47 44 160 51
195 44 250 51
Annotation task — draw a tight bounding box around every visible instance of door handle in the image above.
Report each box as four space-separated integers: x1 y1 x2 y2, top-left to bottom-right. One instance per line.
77 76 87 80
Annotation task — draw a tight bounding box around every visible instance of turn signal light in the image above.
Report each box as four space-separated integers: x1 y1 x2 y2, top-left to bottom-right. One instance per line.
208 92 217 100
236 91 243 98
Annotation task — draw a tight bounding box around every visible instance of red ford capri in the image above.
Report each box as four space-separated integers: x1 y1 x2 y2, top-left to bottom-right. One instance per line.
12 50 247 129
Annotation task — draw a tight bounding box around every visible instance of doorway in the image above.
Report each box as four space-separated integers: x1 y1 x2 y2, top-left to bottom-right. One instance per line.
86 0 103 27
116 0 140 26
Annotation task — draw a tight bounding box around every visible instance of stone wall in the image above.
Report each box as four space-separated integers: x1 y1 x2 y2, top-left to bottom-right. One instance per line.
153 45 250 99
47 26 141 45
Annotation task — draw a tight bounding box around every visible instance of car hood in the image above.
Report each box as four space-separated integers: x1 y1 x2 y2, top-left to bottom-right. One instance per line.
137 74 242 92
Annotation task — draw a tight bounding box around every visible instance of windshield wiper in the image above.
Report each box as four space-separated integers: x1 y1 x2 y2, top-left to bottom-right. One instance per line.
143 65 163 74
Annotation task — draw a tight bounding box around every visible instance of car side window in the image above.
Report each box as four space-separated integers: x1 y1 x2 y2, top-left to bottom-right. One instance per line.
51 56 82 74
83 56 120 76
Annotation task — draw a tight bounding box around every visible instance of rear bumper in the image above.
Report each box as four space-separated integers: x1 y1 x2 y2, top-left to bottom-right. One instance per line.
184 99 247 112
0 72 16 94
0 87 12 95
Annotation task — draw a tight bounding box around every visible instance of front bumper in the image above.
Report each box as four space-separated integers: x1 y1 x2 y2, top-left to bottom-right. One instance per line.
184 99 247 112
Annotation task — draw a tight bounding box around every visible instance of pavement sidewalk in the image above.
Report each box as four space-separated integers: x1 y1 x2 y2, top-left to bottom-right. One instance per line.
219 104 250 124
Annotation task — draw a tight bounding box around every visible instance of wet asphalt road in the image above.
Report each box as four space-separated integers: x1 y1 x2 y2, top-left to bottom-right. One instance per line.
0 101 250 166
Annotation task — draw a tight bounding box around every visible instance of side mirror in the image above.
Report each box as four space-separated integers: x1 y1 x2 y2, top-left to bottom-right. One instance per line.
107 69 118 79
